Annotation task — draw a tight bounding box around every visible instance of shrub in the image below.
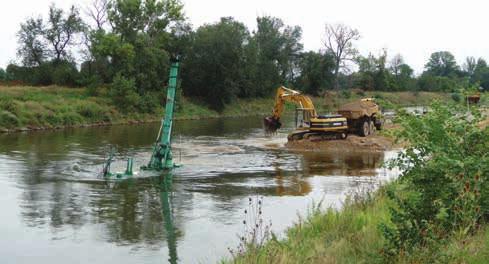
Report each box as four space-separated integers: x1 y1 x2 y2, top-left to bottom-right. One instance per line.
381 102 489 259
138 92 160 114
109 73 141 113
451 92 461 102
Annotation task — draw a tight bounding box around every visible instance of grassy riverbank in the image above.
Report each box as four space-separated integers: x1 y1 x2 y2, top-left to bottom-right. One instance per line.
0 85 452 132
225 183 489 264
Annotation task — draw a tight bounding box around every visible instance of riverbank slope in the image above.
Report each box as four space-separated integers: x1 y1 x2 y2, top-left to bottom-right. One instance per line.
0 85 452 132
224 184 489 264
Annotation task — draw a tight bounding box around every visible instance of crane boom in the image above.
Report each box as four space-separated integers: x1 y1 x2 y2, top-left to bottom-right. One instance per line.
143 57 180 171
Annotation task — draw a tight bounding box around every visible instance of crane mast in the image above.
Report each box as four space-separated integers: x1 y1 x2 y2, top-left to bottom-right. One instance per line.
142 57 180 171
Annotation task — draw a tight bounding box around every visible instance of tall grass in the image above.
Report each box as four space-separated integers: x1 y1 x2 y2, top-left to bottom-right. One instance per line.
225 187 391 264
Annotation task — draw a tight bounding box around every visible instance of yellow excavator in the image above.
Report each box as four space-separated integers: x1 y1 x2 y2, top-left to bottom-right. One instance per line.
264 86 348 140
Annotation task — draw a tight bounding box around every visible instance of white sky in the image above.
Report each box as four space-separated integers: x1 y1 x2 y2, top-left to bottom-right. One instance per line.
0 0 488 74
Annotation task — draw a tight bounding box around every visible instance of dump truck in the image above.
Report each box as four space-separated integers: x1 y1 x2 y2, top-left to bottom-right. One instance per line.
337 98 382 137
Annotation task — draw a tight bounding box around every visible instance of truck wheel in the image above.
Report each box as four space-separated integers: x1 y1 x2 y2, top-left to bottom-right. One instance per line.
369 120 376 135
359 119 369 137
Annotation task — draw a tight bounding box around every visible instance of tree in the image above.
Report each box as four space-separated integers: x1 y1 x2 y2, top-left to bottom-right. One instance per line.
108 0 184 43
471 58 489 90
355 50 394 91
295 51 335 95
44 5 84 62
323 23 360 89
462 56 477 77
424 51 459 77
389 54 415 90
183 17 249 110
86 0 109 31
252 16 303 96
0 68 5 81
17 17 46 66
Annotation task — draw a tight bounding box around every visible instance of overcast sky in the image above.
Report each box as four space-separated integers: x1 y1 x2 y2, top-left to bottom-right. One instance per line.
1 0 488 73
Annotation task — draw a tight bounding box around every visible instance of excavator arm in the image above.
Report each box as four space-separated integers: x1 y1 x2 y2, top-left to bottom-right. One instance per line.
264 86 318 132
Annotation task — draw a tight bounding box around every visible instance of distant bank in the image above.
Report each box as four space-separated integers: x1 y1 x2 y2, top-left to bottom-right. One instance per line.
0 85 452 133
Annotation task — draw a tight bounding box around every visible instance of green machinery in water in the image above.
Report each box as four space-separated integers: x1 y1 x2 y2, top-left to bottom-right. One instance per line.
141 57 180 171
103 57 180 178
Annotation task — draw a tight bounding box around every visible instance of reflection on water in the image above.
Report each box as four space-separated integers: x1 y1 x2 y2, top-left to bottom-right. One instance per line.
0 116 398 264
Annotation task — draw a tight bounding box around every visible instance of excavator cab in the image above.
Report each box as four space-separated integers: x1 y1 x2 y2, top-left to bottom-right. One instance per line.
294 107 314 129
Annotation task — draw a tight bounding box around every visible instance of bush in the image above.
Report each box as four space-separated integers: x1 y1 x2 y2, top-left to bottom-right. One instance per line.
451 92 462 102
138 92 160 114
109 73 141 113
381 102 489 259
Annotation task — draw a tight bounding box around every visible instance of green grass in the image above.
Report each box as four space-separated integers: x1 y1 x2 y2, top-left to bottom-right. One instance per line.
224 182 489 264
224 188 391 264
0 85 455 131
0 86 273 131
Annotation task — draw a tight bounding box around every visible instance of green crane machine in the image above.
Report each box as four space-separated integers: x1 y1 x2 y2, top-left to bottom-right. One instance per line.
141 57 180 171
103 57 180 178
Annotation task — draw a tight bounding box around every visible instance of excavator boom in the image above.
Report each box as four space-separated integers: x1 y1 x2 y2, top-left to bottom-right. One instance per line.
264 86 317 132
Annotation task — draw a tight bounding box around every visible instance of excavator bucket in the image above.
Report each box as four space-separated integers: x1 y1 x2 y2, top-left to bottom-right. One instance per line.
264 116 281 133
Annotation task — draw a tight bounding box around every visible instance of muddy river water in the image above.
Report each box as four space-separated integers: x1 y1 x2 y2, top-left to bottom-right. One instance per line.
0 115 399 264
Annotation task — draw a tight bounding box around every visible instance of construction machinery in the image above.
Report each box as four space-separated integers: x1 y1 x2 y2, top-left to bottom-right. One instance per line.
337 98 382 137
103 57 181 178
264 86 348 140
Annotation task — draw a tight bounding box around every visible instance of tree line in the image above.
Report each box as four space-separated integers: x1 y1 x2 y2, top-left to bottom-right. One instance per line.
1 0 489 111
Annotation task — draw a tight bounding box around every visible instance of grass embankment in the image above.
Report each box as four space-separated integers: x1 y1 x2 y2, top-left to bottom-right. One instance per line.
0 86 275 132
225 184 489 264
0 86 452 132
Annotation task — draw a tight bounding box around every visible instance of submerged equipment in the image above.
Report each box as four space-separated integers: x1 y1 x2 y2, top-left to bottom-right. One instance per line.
103 57 181 178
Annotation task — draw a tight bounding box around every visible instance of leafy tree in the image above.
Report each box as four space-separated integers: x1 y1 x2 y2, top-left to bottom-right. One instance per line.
417 74 460 92
89 0 184 92
183 17 249 110
44 4 84 62
108 0 184 42
424 51 460 77
253 16 303 96
0 68 5 81
462 56 477 77
389 54 415 90
355 50 394 91
469 58 489 90
295 51 335 95
17 17 46 66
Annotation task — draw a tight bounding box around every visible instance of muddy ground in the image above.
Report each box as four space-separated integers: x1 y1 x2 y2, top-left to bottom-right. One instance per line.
285 134 394 152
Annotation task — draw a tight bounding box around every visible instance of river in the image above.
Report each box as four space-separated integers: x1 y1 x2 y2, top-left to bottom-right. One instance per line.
0 115 398 264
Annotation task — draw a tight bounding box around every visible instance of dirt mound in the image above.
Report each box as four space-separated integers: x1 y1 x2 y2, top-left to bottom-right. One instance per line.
285 134 393 152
